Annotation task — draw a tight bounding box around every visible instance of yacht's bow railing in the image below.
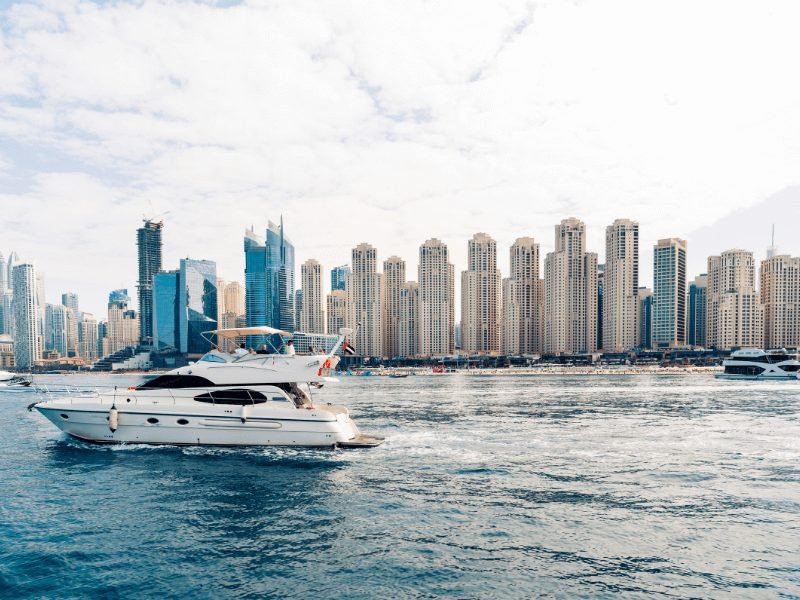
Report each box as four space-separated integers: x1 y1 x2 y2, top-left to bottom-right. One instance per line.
30 383 313 408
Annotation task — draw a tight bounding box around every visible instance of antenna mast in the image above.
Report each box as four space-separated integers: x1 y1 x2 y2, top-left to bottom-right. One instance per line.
767 224 777 259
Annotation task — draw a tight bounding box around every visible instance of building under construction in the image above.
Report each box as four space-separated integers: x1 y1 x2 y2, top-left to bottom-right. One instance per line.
137 219 163 346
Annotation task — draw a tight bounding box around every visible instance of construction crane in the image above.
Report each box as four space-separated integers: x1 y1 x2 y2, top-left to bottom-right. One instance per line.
142 210 171 224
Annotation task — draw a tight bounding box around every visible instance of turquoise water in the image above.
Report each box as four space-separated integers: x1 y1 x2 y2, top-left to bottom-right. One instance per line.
1 374 799 598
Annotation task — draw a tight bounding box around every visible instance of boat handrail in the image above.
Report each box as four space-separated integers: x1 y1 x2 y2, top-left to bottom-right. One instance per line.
31 383 295 407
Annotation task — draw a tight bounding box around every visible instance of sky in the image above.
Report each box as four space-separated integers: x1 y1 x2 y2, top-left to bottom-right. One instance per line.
1 0 799 318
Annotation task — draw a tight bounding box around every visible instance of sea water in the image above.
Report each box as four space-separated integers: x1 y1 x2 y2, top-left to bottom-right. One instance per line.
1 373 798 598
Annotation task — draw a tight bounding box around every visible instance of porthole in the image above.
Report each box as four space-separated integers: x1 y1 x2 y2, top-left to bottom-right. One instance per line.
147 417 159 424
126 398 131 403
177 419 189 425
60 413 69 419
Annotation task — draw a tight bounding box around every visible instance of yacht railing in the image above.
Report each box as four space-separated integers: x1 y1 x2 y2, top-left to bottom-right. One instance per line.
31 384 304 408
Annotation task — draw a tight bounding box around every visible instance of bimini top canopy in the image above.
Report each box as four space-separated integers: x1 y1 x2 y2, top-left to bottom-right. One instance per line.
208 326 293 340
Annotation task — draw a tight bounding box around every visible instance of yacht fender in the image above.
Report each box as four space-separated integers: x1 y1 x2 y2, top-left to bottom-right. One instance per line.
109 406 119 432
240 405 248 424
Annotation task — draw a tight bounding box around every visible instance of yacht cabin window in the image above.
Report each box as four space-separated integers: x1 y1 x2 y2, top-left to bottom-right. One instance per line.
138 375 216 389
194 390 268 405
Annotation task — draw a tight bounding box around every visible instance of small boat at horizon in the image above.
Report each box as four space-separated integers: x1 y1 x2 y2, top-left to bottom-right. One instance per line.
0 370 31 387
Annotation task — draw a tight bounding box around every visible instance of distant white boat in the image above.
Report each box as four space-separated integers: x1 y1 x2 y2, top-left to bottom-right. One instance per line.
30 327 383 448
715 348 800 381
0 370 31 387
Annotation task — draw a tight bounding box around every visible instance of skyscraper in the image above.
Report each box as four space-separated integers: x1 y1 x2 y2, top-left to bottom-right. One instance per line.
107 289 139 354
301 259 325 334
153 270 180 351
760 254 800 348
688 274 708 347
382 256 406 358
97 320 109 358
295 289 303 333
501 277 520 355
61 293 79 313
137 219 163 346
0 289 10 336
12 262 41 369
223 281 246 316
244 227 268 330
78 312 98 362
61 293 79 357
35 272 46 350
461 233 501 354
418 239 454 356
331 265 351 292
399 281 420 357
6 251 19 294
652 238 687 348
0 252 8 336
544 218 598 354
636 287 653 349
503 237 543 355
178 258 218 355
326 290 347 336
347 244 382 357
707 250 762 350
596 264 604 351
45 304 69 357
244 219 295 333
216 278 226 320
602 219 639 352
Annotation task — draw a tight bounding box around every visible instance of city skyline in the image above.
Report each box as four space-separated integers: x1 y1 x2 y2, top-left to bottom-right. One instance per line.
5 209 800 322
7 212 800 367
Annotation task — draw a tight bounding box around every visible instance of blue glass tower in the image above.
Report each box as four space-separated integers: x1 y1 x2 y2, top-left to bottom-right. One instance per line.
178 259 218 354
244 228 268 329
331 265 351 291
688 274 707 347
244 218 295 333
109 289 131 305
152 271 180 351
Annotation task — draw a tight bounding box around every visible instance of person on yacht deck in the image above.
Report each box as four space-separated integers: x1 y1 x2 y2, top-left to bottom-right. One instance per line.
257 344 269 354
286 340 296 356
234 343 248 357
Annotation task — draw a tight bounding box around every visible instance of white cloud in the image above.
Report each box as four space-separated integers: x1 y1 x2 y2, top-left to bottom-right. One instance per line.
1 0 799 317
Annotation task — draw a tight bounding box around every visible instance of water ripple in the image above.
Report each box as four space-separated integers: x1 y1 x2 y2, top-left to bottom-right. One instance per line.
1 373 799 598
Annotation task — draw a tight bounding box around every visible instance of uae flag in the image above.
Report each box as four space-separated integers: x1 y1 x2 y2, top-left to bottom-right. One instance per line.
343 340 356 355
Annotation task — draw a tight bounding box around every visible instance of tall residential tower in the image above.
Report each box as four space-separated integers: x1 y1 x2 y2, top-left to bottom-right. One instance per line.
418 239 454 356
382 256 406 358
603 219 639 351
543 218 598 354
347 244 382 357
760 254 800 348
300 259 325 334
461 233 501 354
707 250 763 350
12 262 41 369
652 238 687 347
503 237 543 355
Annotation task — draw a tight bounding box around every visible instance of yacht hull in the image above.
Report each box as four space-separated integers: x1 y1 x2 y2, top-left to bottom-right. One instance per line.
36 405 360 447
714 374 798 381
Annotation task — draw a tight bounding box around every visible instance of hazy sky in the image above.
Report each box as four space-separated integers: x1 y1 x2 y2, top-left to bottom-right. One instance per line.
1 0 799 318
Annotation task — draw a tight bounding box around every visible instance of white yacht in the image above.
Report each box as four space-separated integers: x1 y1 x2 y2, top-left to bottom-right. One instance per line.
30 327 383 448
0 370 31 387
716 348 800 380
